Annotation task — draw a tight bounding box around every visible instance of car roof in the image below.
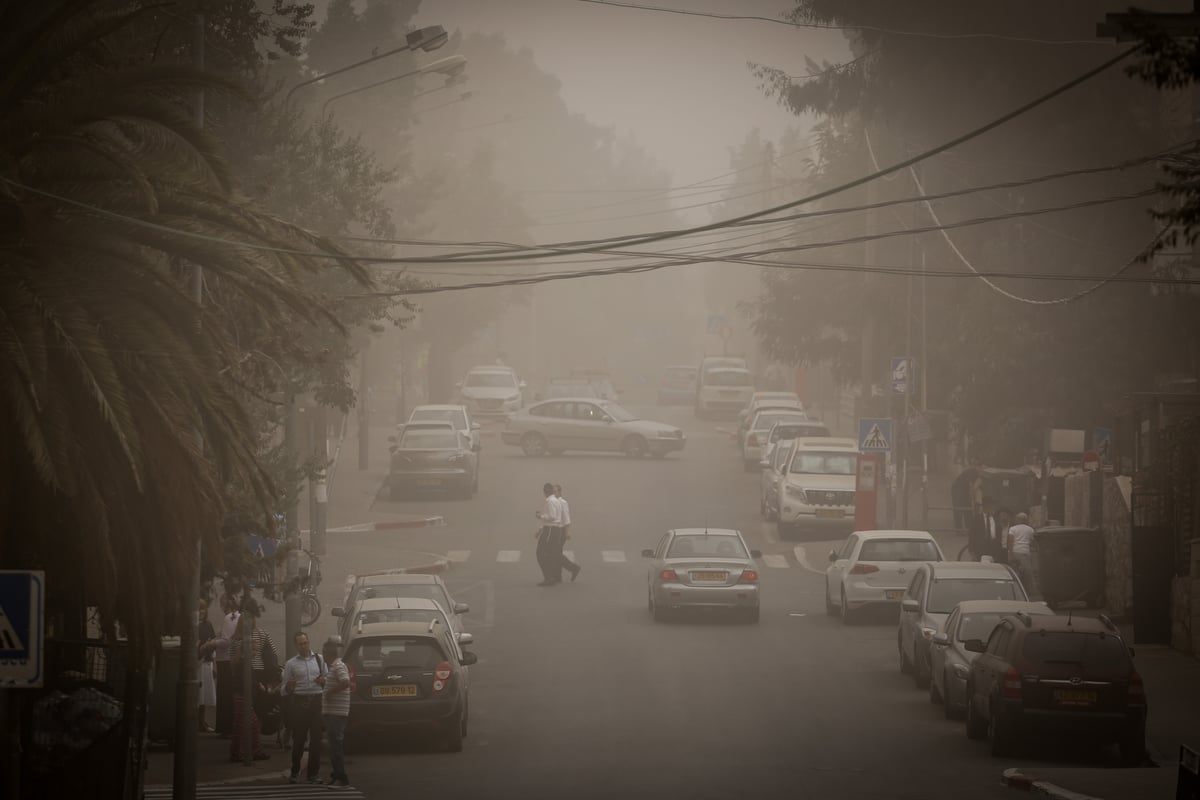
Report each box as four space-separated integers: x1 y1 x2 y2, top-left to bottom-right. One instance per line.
1005 614 1117 634
403 420 455 428
954 600 1052 615
794 436 856 450
707 367 749 373
856 529 936 541
358 573 438 586
670 528 741 537
467 366 515 374
411 404 466 412
355 597 442 611
347 621 445 640
532 397 608 405
927 561 1018 579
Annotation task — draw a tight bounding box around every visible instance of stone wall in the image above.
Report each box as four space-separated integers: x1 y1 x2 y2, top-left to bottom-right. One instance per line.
1102 476 1133 618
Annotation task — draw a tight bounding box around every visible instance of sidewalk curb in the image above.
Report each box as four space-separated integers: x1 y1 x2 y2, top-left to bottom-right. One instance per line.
1001 768 1104 800
147 769 290 790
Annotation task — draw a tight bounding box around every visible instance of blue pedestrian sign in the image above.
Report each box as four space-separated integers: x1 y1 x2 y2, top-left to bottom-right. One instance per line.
858 418 893 452
891 357 911 395
0 570 44 687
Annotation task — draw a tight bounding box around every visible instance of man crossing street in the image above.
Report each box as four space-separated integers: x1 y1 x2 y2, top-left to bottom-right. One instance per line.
555 484 581 582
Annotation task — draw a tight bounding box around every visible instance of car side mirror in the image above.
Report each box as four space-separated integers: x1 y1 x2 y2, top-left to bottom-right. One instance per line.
460 651 478 666
932 632 950 646
641 548 655 558
828 550 838 562
331 607 345 617
963 639 986 654
750 549 763 559
901 599 920 613
453 602 470 615
457 632 474 645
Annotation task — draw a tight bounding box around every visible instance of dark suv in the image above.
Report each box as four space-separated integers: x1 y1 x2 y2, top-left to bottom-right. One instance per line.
962 612 1146 763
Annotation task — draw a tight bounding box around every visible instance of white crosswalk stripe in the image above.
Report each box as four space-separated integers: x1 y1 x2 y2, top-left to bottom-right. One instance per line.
601 550 626 563
446 549 471 563
761 554 789 569
496 550 521 562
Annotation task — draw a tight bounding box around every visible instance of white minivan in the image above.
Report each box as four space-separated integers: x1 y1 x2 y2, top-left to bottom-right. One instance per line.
695 367 754 419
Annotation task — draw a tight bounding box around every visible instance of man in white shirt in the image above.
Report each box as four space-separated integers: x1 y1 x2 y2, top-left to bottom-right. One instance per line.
534 482 563 586
281 631 326 784
555 484 581 582
1007 512 1038 592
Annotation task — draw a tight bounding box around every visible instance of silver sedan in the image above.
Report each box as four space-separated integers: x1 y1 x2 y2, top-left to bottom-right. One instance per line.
642 529 762 623
501 397 685 458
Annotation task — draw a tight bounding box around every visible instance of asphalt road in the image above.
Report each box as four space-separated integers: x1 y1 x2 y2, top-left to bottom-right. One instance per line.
303 404 1119 800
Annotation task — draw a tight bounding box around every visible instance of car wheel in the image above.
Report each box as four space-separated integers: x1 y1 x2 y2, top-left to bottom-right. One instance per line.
988 702 1014 757
622 435 647 458
964 688 987 740
1118 720 1145 766
929 670 943 705
899 632 912 674
443 713 464 753
825 580 836 616
521 432 548 457
839 588 855 626
913 645 930 690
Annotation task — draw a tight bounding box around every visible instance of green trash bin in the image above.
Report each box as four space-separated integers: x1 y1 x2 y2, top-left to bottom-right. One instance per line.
1033 526 1105 609
147 638 181 749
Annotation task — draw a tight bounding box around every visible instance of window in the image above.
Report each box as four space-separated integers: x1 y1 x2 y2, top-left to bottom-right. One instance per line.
360 585 450 613
532 402 568 418
411 409 467 430
1023 632 1131 673
753 413 807 432
596 401 635 422
957 613 1008 643
574 403 607 422
772 443 792 471
348 637 444 671
838 535 858 560
928 578 1022 614
906 570 925 601
986 624 1011 655
772 423 830 442
399 431 459 449
860 540 941 563
654 533 671 559
353 609 440 627
790 452 856 475
667 535 748 559
705 369 751 387
465 371 516 388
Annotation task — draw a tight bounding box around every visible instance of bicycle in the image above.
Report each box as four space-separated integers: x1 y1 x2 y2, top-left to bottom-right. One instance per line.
298 551 322 626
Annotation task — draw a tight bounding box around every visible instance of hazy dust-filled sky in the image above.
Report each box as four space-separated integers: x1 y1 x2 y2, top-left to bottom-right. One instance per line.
410 0 851 187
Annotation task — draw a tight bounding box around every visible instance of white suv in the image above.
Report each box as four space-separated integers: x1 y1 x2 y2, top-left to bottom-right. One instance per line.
457 366 525 418
776 437 859 539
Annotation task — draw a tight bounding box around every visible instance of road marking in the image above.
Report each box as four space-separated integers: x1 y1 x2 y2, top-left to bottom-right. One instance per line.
761 554 789 569
496 550 521 562
446 550 471 563
602 550 626 563
789 613 808 617
792 545 826 576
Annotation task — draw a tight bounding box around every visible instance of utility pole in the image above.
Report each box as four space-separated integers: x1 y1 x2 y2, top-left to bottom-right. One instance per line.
357 341 369 470
862 146 880 525
173 10 204 800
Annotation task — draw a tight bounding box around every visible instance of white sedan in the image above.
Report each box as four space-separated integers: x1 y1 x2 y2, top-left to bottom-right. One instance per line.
824 530 945 624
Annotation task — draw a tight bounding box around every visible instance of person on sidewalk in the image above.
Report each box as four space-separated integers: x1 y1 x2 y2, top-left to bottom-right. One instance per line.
322 639 352 789
968 497 999 562
281 631 326 784
213 592 240 736
534 481 563 586
228 609 275 762
1007 512 1038 593
196 597 218 733
555 484 581 582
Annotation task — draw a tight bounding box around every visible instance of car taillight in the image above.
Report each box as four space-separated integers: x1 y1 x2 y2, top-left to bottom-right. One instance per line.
659 568 678 581
433 661 452 693
1003 667 1022 699
849 564 879 575
739 569 758 583
1128 671 1145 703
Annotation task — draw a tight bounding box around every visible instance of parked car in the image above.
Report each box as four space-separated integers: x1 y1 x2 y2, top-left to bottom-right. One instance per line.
407 404 481 452
695 367 754 419
898 561 1031 689
929 599 1054 718
642 528 762 623
825 530 945 624
334 573 470 642
736 392 804 439
695 355 750 416
741 409 810 470
387 426 478 499
501 398 685 458
657 365 698 405
759 438 797 520
963 612 1145 764
340 597 473 648
760 419 831 455
776 437 859 539
456 366 525 418
343 620 476 752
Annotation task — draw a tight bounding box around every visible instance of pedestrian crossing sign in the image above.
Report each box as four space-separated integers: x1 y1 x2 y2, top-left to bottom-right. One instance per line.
858 418 893 452
0 570 44 687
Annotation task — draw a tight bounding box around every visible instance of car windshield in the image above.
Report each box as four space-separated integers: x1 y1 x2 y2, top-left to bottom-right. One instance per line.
1022 632 1130 670
348 637 444 671
597 401 636 422
858 539 940 562
399 431 459 449
928 578 1022 614
706 369 751 387
753 413 807 431
957 612 1007 643
360 584 450 610
465 371 516 388
771 424 829 442
790 451 856 474
411 409 467 430
667 535 748 559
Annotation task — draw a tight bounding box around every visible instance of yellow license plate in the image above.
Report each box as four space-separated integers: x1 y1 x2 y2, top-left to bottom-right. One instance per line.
1053 689 1096 706
815 509 845 519
372 684 418 698
692 571 727 581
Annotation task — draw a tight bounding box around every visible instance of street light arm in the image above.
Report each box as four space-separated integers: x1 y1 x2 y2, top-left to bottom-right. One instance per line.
321 55 468 115
322 65 424 115
284 24 448 104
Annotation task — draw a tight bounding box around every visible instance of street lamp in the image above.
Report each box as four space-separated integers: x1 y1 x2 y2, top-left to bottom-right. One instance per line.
284 24 449 104
321 55 468 115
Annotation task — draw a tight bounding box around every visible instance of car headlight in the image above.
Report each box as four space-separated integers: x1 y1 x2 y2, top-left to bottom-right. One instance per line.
920 627 937 640
785 485 805 498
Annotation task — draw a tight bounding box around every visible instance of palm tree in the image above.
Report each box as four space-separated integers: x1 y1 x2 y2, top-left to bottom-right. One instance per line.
0 0 369 650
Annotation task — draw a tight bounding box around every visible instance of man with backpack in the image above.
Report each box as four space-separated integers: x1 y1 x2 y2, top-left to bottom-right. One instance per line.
281 630 326 784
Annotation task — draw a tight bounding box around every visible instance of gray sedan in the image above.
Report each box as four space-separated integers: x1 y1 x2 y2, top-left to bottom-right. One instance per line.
501 397 685 458
928 599 1053 718
642 529 762 623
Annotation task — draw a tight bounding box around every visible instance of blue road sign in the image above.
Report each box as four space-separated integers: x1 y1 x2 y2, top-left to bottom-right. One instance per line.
0 570 44 687
859 418 893 452
891 357 911 395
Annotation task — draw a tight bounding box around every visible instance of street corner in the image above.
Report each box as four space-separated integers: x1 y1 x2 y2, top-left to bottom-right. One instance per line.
999 768 1102 800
